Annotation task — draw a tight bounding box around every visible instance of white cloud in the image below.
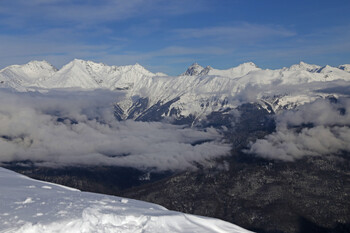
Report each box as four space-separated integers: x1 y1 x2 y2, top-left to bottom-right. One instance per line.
246 98 350 161
173 23 296 41
0 89 230 171
247 125 350 161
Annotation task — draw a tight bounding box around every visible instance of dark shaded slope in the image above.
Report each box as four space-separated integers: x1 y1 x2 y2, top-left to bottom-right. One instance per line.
121 151 350 233
3 163 172 196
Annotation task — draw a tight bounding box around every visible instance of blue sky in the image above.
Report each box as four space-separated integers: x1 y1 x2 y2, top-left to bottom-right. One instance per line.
0 0 349 75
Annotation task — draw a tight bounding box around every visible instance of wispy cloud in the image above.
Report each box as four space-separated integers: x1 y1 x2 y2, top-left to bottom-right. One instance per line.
156 46 229 56
0 0 208 29
172 23 296 42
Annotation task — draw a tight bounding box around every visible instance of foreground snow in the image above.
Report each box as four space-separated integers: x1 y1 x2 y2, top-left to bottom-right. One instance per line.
0 167 251 233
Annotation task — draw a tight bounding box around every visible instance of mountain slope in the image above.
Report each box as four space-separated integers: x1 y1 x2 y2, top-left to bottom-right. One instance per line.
42 59 159 90
0 60 57 91
122 153 350 233
0 167 251 233
199 62 261 77
339 64 350 72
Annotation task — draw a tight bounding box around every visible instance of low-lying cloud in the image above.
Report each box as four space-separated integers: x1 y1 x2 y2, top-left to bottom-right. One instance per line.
0 89 230 171
246 97 350 161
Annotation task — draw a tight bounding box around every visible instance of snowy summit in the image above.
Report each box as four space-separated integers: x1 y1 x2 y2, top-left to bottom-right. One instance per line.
182 63 204 76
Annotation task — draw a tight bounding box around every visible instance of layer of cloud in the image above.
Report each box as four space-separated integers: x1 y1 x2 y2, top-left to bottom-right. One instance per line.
0 89 230 171
246 98 350 161
173 23 296 41
0 0 208 29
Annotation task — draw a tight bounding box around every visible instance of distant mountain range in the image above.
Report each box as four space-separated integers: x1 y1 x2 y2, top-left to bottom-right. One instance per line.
1 59 349 124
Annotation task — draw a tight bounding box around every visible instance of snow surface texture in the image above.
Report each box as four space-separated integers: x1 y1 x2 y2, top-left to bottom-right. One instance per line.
0 167 251 233
1 60 350 119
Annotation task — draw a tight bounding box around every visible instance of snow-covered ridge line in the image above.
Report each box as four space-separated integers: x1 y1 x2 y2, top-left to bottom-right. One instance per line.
0 59 163 91
182 62 261 77
0 167 251 233
1 59 350 120
1 59 349 91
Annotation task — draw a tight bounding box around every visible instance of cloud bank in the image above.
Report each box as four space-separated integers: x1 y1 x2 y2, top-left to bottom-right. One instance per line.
246 98 350 161
0 89 230 171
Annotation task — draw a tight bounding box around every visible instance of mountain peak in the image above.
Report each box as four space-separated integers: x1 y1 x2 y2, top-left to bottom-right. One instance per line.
289 61 321 72
66 59 89 67
24 60 58 72
183 63 204 76
129 63 155 76
70 59 106 66
62 59 86 70
239 62 258 68
132 63 145 69
63 59 110 73
71 58 89 65
73 58 84 62
27 60 52 66
0 60 57 88
339 64 350 72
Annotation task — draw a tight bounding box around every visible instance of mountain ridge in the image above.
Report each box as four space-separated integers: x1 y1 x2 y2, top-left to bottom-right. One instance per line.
1 59 349 90
1 59 350 123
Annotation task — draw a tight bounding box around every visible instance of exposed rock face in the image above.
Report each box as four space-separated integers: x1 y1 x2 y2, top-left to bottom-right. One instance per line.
183 63 204 76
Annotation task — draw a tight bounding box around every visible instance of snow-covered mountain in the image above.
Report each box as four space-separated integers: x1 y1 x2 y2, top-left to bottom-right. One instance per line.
42 59 161 90
0 167 250 233
199 62 260 77
339 64 350 72
0 59 163 91
1 59 350 123
0 61 57 91
182 62 204 76
182 62 260 77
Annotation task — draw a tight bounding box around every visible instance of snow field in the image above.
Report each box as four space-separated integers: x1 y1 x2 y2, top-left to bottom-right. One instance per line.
0 168 251 233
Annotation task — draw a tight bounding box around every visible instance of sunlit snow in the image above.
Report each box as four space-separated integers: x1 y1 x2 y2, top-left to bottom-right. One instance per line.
0 167 251 233
1 60 349 118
